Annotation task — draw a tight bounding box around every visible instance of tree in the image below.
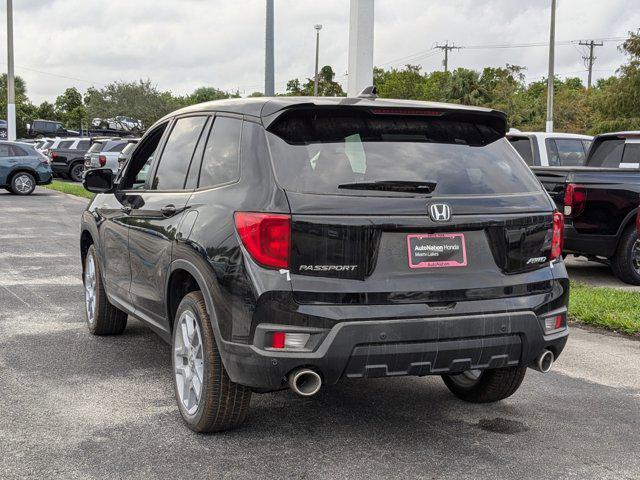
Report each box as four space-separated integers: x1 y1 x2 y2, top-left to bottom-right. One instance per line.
374 65 426 99
55 87 86 130
184 86 230 105
285 66 345 96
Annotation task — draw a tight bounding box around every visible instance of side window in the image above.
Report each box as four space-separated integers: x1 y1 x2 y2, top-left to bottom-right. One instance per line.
152 116 208 190
77 140 90 150
198 116 242 188
10 146 28 156
621 143 640 167
554 139 586 166
120 124 168 190
57 140 73 149
508 137 534 165
0 144 11 157
546 139 560 166
45 123 56 133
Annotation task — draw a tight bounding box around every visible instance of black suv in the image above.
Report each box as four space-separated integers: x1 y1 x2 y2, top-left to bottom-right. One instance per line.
81 97 569 433
27 119 78 138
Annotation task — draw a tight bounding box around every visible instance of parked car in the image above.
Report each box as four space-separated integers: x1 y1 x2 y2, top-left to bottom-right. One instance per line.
26 119 79 139
532 131 640 284
49 137 92 182
81 97 568 433
0 140 53 194
116 139 139 171
0 119 7 139
507 131 593 167
83 138 135 176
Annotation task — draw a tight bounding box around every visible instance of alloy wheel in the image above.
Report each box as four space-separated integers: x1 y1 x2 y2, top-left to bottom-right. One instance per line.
174 310 205 415
632 240 640 274
14 174 33 194
447 369 482 388
84 254 97 324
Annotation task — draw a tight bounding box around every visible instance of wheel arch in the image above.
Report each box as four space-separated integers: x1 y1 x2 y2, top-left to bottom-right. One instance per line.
614 206 639 250
7 167 38 185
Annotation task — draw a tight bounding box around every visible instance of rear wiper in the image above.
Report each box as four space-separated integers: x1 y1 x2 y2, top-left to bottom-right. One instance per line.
338 180 437 193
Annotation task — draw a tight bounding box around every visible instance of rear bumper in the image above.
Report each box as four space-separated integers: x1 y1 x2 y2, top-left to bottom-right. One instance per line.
51 162 68 175
219 307 568 391
37 171 53 185
564 225 617 258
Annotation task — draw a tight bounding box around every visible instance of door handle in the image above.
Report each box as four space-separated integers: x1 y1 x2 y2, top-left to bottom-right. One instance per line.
121 206 132 215
161 204 177 217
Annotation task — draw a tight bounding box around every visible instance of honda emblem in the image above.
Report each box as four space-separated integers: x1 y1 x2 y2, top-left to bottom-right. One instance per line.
429 203 451 222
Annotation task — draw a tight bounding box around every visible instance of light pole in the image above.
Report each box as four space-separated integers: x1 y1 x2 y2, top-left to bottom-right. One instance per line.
7 0 16 140
265 0 274 96
545 0 556 133
313 24 322 96
347 0 374 97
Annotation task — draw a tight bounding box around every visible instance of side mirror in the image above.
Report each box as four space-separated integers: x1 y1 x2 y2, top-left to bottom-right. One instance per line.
84 168 115 194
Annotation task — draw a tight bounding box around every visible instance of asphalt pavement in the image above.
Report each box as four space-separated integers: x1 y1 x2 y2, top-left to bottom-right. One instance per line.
0 187 639 480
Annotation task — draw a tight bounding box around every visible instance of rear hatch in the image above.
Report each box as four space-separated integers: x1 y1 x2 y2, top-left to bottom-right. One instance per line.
266 106 558 305
87 140 106 167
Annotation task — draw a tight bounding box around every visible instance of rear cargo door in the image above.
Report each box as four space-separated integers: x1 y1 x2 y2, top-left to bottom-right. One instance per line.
266 107 557 304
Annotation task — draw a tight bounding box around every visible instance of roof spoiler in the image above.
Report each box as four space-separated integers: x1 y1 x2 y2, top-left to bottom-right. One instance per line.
357 86 378 99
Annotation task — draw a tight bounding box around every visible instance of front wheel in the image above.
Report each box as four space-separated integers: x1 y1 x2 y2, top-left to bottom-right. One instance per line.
611 226 640 285
172 291 251 433
441 366 527 403
10 172 36 195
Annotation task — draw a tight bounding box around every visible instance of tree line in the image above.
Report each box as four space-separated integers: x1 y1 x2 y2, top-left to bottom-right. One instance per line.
1 31 638 137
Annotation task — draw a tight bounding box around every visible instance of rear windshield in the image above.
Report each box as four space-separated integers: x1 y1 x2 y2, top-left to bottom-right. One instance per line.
587 138 625 167
88 141 106 154
106 141 127 152
508 136 534 165
266 108 540 196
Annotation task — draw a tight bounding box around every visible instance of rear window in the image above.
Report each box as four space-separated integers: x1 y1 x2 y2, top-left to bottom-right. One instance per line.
587 138 625 167
76 140 90 150
508 137 534 165
57 140 73 149
106 141 127 153
87 141 106 154
546 138 587 166
266 108 540 196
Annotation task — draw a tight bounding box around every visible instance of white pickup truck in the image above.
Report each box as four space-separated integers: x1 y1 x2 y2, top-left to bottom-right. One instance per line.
507 131 593 167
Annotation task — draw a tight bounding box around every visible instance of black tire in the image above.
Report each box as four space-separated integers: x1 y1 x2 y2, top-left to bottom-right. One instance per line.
442 366 527 403
10 172 36 195
172 291 251 433
83 245 127 335
69 162 84 182
611 225 640 285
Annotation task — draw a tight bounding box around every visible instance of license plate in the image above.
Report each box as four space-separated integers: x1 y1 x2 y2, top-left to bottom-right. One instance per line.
407 233 467 268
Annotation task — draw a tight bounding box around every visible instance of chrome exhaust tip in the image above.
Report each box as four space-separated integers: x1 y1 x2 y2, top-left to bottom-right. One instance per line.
288 368 322 397
531 349 554 373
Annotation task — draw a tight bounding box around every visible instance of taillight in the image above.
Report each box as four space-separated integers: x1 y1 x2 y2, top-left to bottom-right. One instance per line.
50 151 57 159
550 212 564 261
99 155 107 167
234 212 291 268
564 184 586 217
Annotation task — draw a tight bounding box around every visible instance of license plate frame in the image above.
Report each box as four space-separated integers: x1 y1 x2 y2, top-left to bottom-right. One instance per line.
406 233 467 269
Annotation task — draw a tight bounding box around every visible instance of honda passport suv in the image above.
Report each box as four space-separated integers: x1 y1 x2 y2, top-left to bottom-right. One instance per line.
80 97 569 433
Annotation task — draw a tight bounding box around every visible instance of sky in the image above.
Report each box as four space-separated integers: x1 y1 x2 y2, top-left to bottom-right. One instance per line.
1 0 638 104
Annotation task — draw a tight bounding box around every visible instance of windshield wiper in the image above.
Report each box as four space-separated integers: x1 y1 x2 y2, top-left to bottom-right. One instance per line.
338 180 437 193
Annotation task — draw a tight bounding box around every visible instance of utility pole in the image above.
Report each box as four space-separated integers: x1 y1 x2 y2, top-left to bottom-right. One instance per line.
264 0 275 96
435 42 461 73
545 0 556 133
6 0 16 141
579 40 603 88
313 24 322 96
347 0 374 97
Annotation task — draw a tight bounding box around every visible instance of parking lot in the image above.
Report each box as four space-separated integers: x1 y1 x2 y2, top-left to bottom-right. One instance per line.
0 187 637 479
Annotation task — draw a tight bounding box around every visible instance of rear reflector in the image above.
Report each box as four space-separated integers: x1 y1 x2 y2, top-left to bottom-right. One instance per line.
543 313 566 333
270 331 310 350
550 212 564 261
234 212 291 269
564 184 586 217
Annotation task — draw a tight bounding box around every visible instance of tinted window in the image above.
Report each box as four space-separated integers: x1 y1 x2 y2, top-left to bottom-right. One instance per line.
587 138 625 167
198 117 242 188
0 144 11 157
120 142 137 157
508 137 533 165
106 141 127 153
76 140 90 150
44 123 56 133
267 109 539 196
10 146 28 156
57 140 73 149
152 116 208 190
621 143 640 166
87 142 105 154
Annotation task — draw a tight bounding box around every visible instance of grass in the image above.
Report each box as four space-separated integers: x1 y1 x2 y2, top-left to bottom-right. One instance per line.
569 282 640 335
44 180 95 200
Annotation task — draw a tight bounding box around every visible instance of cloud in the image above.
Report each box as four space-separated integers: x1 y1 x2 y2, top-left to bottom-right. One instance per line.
0 0 637 104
